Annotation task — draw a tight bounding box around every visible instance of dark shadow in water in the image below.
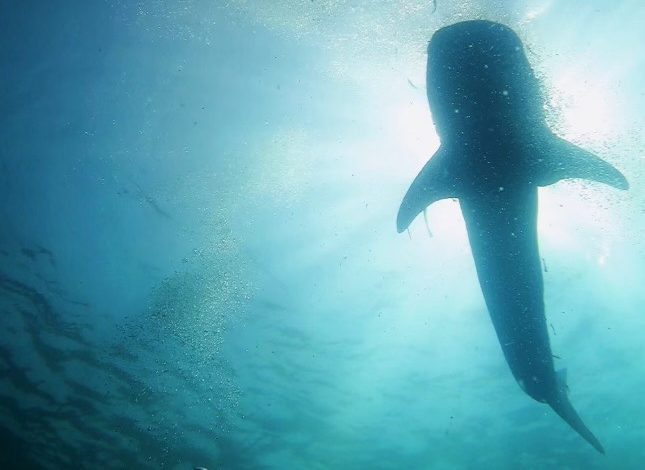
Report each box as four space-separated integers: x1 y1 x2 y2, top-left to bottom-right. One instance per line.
0 270 259 469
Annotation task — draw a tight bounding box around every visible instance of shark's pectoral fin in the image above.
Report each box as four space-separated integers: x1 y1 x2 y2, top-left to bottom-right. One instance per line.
397 147 458 233
534 133 629 190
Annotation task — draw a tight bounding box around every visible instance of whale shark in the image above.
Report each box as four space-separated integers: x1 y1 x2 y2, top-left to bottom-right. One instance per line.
397 20 628 454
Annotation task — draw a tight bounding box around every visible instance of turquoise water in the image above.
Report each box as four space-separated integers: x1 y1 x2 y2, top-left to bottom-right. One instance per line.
1 1 643 468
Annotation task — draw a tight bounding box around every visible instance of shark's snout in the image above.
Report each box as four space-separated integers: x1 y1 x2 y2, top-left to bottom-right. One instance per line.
426 20 544 141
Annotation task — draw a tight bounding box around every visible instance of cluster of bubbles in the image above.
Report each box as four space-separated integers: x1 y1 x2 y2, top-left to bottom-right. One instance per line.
147 231 253 369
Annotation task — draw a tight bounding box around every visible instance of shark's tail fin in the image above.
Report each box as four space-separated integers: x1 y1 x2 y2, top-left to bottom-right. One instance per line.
549 369 605 454
533 131 629 190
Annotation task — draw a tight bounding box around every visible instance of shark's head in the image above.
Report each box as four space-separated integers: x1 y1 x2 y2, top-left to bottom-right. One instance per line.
427 20 544 143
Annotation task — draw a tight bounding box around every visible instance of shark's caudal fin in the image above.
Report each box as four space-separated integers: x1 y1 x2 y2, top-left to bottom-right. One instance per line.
397 147 457 233
533 132 629 190
550 369 605 454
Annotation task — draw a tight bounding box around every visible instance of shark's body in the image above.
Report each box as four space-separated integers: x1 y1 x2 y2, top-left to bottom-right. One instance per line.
397 21 628 454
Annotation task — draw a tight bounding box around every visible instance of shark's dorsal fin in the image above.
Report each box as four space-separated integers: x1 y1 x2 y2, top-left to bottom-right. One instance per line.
533 132 629 190
397 146 458 233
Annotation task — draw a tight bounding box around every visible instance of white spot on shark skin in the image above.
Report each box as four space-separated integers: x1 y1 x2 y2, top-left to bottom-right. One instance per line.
502 89 509 96
518 379 526 392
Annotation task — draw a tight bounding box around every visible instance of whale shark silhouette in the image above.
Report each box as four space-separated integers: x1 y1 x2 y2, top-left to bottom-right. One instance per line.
397 20 628 454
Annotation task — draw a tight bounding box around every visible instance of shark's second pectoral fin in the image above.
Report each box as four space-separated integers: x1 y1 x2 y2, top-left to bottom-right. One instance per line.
534 132 629 190
397 146 458 233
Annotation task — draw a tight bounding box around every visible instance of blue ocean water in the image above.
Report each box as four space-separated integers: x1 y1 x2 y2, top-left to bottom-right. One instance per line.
0 1 643 468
